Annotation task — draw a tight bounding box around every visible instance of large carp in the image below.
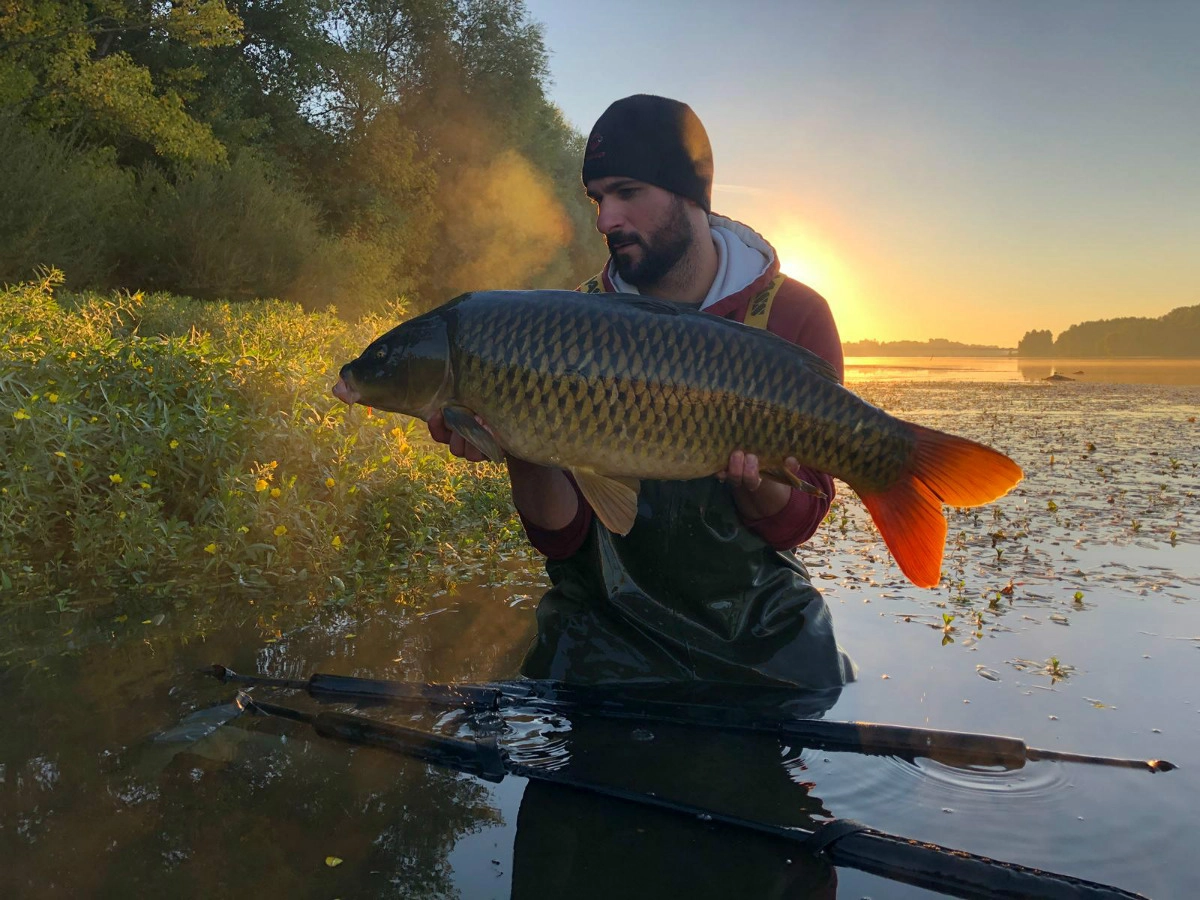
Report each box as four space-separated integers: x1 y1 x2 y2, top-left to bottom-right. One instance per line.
332 290 1022 588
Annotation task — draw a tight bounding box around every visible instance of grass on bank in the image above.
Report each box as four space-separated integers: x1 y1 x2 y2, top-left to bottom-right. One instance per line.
1 271 526 610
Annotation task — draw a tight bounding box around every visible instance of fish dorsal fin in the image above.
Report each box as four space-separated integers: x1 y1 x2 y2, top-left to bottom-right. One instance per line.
571 468 640 535
609 292 842 386
442 405 505 463
790 344 842 385
608 293 692 317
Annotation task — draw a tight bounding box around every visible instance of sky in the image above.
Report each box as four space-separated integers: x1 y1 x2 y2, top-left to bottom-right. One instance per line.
522 0 1200 345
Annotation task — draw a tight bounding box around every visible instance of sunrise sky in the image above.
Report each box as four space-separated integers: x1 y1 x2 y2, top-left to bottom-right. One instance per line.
524 0 1199 345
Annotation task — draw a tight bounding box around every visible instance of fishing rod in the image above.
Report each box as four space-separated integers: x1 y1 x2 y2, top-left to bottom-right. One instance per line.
235 692 1148 900
206 665 1176 774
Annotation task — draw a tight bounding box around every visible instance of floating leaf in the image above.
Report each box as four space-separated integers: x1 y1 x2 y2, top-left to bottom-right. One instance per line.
325 856 343 868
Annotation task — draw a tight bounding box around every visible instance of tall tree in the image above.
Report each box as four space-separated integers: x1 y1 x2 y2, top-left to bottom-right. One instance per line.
1 0 243 165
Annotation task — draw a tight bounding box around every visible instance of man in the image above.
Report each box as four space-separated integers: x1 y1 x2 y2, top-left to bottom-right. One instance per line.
429 94 854 688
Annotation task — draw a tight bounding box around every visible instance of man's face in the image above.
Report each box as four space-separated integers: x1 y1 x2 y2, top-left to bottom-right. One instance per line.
585 176 696 287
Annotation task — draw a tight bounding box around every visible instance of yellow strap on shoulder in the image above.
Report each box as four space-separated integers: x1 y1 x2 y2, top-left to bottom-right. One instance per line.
742 273 785 330
575 270 606 294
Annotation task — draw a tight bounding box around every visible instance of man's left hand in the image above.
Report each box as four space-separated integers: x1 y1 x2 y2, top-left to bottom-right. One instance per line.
718 450 800 519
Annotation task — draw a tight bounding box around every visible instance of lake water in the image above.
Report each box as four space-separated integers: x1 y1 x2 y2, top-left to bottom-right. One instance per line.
3 362 1198 899
846 355 1200 385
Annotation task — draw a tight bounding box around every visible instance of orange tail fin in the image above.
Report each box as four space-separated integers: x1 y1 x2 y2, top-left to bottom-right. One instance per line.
857 424 1024 588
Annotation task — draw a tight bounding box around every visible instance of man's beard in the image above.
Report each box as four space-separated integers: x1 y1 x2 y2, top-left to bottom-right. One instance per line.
608 197 694 288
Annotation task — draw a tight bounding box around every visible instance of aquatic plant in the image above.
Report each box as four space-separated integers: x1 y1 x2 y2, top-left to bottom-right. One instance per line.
0 274 525 606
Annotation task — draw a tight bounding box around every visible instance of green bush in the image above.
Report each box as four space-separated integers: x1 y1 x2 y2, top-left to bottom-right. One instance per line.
119 152 329 302
0 116 135 287
0 274 526 605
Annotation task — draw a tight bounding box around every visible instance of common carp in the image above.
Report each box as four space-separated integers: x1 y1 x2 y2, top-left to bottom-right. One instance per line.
332 290 1023 588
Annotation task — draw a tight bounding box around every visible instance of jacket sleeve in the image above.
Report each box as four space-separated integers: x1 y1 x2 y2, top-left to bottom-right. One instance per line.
742 279 843 550
516 473 593 559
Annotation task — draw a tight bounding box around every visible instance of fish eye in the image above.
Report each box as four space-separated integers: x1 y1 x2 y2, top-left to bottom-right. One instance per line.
375 347 387 360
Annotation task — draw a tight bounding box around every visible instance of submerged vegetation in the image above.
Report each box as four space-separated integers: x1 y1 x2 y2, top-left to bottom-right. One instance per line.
1 273 528 608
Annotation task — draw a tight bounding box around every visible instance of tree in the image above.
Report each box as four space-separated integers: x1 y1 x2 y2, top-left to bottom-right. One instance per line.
1 0 243 166
1017 329 1054 357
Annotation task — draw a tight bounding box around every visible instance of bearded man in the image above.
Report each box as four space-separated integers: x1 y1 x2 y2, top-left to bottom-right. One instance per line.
430 94 855 689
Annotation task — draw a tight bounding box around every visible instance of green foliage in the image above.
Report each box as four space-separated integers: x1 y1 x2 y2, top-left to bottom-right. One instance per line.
120 151 330 301
1 0 602 312
0 275 524 602
0 113 135 286
0 0 242 165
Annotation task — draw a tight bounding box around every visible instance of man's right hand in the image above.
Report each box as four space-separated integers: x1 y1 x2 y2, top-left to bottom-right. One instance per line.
427 409 581 531
426 410 495 462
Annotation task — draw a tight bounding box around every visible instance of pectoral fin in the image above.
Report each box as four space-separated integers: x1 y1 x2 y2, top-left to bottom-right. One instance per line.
571 468 640 535
762 466 827 498
442 405 504 463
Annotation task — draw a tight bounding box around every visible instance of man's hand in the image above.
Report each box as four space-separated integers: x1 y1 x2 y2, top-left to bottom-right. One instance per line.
718 450 800 520
427 410 580 530
426 410 496 462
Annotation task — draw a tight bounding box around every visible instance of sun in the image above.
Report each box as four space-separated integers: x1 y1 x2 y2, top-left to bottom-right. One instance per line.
774 236 869 341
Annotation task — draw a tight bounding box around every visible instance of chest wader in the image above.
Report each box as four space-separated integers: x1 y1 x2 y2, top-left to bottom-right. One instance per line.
520 273 855 688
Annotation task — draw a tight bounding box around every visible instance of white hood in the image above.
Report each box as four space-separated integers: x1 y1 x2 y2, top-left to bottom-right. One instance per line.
607 214 777 310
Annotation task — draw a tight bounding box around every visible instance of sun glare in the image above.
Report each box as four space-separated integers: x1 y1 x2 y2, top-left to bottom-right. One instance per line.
774 230 870 342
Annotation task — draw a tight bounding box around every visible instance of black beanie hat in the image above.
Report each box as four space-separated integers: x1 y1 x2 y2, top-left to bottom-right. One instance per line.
582 94 714 213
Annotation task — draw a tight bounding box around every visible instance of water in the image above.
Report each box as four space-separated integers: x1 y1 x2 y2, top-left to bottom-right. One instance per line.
846 355 1200 385
3 362 1198 899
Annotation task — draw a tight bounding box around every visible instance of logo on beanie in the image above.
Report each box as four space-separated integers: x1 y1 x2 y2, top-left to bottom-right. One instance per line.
585 134 605 161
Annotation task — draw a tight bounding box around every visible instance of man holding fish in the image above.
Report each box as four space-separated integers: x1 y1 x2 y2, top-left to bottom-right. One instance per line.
335 95 1021 688
436 94 856 687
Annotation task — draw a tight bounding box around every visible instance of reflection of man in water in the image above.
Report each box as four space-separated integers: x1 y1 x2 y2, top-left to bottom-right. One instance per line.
509 686 841 899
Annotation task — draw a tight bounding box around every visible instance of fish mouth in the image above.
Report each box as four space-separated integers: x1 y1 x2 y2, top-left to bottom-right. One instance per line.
332 375 360 406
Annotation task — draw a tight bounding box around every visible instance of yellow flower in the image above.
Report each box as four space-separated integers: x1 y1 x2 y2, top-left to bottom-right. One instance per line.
273 525 287 537
255 479 268 492
204 543 218 554
325 477 336 488
237 526 249 533
48 393 58 403
139 482 150 489
55 451 66 458
169 439 179 449
109 473 123 484
13 409 30 420
90 416 98 423
270 487 281 498
146 469 157 477
30 393 40 401
331 535 342 549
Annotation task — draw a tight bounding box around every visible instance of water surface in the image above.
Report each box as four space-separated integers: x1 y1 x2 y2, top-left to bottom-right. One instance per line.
3 365 1198 898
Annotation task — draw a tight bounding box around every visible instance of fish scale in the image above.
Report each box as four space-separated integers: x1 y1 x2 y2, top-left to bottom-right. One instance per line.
446 292 908 483
336 289 1023 588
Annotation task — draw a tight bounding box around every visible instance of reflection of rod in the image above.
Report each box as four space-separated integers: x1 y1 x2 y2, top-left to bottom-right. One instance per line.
237 694 1147 900
206 665 1176 774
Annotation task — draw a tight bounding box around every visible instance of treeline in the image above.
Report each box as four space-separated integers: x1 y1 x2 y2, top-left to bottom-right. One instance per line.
0 0 604 317
842 338 1012 357
1017 305 1200 357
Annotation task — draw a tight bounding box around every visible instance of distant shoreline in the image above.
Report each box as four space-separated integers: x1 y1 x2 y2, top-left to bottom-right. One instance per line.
843 351 1197 360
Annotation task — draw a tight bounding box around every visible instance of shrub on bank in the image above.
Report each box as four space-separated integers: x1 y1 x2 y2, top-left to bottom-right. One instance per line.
0 272 524 605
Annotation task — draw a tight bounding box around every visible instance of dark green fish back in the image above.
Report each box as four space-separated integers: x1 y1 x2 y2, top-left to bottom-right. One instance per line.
445 290 913 488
